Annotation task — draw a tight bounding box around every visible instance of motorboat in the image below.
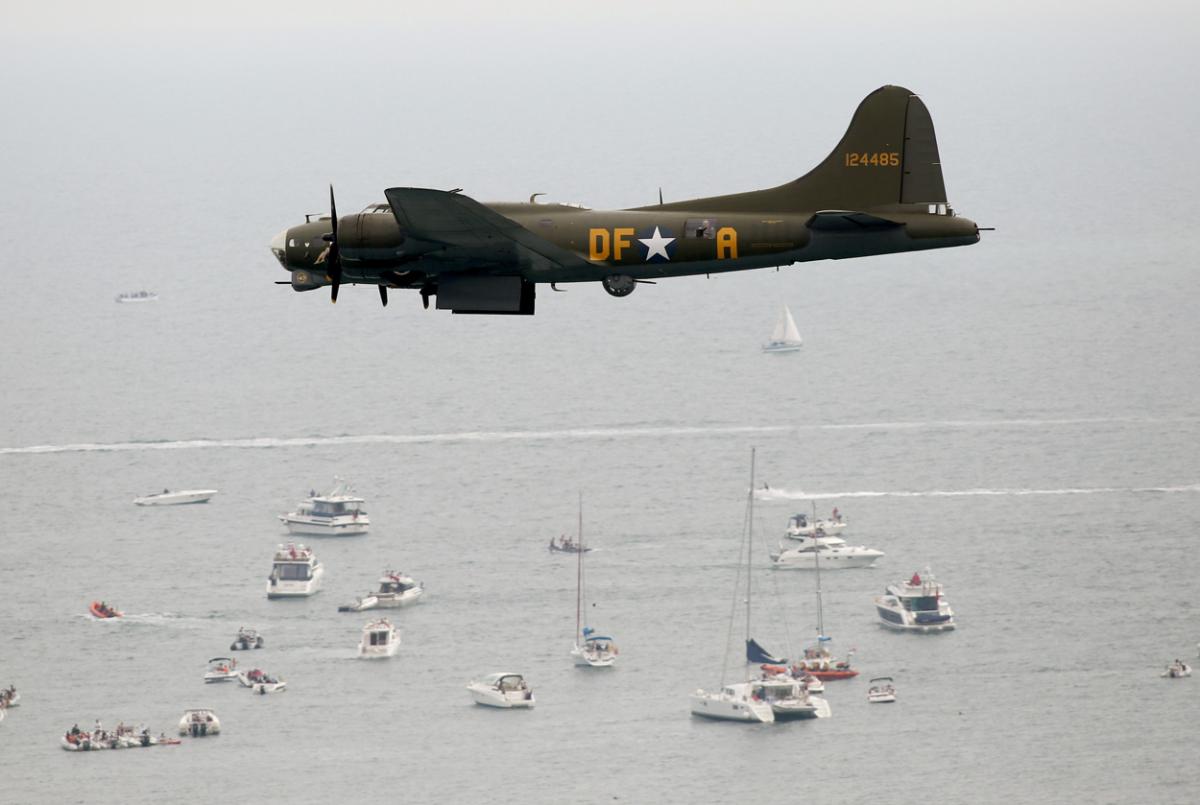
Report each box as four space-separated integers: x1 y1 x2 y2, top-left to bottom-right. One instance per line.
358 618 400 658
568 494 618 668
1 686 20 709
875 570 956 632
467 673 536 708
1162 661 1192 679
868 677 897 703
690 449 777 725
89 601 122 619
770 534 884 569
266 543 324 598
61 724 179 750
203 657 239 683
239 669 287 694
133 489 217 506
178 709 220 736
338 570 424 612
279 478 369 536
230 627 264 651
762 304 803 353
548 535 591 553
785 508 847 538
115 291 158 303
751 670 830 720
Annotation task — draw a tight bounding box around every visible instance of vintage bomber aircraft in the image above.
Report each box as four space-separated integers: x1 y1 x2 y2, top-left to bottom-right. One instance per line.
270 85 981 314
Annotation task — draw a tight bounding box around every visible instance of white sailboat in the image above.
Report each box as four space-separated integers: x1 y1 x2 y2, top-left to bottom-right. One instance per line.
690 449 776 724
570 494 617 668
762 305 803 353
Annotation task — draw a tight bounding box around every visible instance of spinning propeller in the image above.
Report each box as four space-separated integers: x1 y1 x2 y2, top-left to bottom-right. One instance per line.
323 185 342 303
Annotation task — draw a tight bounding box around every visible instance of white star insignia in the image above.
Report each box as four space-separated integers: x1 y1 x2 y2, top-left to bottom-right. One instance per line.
638 226 675 261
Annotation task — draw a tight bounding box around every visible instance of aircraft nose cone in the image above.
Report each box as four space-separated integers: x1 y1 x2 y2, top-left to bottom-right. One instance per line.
270 228 288 267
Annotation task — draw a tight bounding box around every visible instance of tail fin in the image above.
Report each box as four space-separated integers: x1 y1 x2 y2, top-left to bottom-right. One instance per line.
653 85 948 213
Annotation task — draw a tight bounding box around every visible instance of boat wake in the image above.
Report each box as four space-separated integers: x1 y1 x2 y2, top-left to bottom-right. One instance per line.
0 425 789 456
756 484 1200 501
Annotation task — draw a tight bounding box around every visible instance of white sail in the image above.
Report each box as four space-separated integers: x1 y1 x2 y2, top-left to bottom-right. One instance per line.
770 306 802 345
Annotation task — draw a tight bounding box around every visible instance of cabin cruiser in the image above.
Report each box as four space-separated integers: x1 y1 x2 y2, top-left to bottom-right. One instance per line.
89 601 122 619
279 479 369 536
875 571 956 632
267 544 323 598
178 709 220 736
1162 660 1192 678
770 533 884 569
868 677 897 703
133 489 217 506
467 673 536 708
751 669 831 720
786 510 847 538
203 658 239 683
239 669 287 694
358 618 400 658
571 630 618 668
230 627 264 650
339 570 424 612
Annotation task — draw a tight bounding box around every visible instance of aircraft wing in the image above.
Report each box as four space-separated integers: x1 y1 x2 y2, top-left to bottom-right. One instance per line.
806 210 903 231
383 187 594 272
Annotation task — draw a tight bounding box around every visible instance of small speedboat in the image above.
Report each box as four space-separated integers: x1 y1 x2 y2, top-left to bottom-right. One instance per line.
203 658 239 683
133 489 217 506
358 618 400 658
178 709 220 737
230 627 264 651
467 673 536 708
239 669 286 694
339 570 424 612
0 686 19 709
1162 661 1192 679
89 601 122 619
868 676 897 703
548 536 592 553
115 291 159 303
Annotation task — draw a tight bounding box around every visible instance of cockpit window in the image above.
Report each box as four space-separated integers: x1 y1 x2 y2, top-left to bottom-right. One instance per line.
362 203 391 214
684 218 717 239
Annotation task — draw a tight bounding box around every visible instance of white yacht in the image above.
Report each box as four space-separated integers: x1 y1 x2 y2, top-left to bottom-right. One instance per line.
467 673 536 708
875 570 956 632
358 618 400 658
178 709 220 736
203 657 239 683
690 449 776 725
338 570 424 612
266 544 324 598
762 305 803 353
279 479 369 536
770 533 884 569
569 495 618 668
133 489 217 506
785 509 847 538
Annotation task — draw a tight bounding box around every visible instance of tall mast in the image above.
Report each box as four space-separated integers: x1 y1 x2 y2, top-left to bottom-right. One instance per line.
814 540 825 639
575 491 583 643
746 448 756 648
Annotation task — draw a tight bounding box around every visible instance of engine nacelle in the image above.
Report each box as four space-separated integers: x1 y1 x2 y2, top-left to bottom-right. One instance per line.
289 270 326 292
602 274 636 297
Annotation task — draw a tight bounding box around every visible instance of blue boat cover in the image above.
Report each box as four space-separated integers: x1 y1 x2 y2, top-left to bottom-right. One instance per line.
746 638 787 665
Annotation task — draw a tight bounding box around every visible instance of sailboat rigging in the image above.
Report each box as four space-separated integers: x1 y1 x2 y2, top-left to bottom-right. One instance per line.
570 493 617 668
762 305 803 353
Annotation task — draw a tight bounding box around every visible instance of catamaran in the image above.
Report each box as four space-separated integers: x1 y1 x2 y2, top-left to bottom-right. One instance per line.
762 305 803 353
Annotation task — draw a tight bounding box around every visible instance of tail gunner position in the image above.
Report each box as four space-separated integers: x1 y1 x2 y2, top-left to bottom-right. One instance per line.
270 85 982 315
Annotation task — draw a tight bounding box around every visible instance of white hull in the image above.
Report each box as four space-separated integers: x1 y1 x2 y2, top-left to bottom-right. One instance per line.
267 565 324 598
203 672 239 683
875 597 956 632
771 547 883 569
280 516 369 536
134 490 216 506
869 692 897 703
467 686 535 708
571 644 617 668
359 643 400 658
178 711 221 736
786 520 847 538
762 342 802 353
1162 664 1191 678
689 686 775 723
253 681 287 694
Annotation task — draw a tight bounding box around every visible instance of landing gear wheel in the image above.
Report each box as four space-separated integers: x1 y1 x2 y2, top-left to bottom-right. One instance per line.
602 274 636 297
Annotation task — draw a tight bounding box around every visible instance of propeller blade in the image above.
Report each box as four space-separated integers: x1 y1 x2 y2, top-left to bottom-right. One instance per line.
378 285 388 307
327 185 342 303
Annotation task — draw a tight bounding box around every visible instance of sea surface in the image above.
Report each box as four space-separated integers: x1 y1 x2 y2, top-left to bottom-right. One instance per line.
2 10 1199 804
